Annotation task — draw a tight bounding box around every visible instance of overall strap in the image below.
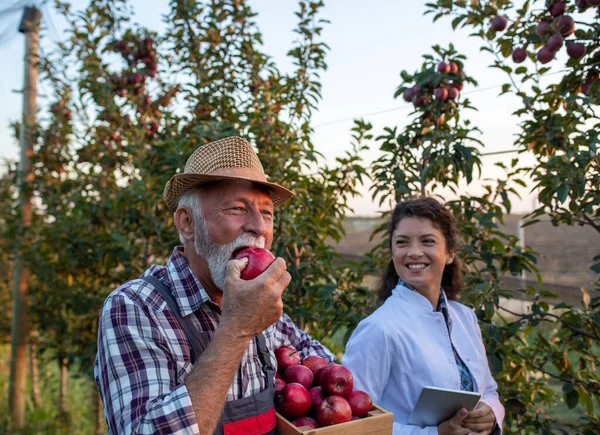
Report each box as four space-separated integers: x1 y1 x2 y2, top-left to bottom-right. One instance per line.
254 332 275 389
141 275 210 363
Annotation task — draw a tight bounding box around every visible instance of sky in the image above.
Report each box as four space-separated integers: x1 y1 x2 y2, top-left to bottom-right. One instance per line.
0 0 547 216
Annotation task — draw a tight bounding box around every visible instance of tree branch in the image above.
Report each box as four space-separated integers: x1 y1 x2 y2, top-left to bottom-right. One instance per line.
579 212 600 234
498 305 600 341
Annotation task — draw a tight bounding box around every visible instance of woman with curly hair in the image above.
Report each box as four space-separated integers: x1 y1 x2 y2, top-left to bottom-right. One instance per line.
342 197 504 435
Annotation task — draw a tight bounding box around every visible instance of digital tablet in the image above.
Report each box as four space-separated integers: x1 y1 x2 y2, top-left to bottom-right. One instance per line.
408 386 481 428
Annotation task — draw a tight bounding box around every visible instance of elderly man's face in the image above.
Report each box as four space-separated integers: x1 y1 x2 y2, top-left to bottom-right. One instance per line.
193 180 275 290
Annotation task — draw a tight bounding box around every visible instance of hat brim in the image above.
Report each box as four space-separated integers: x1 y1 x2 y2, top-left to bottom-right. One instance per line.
164 173 295 212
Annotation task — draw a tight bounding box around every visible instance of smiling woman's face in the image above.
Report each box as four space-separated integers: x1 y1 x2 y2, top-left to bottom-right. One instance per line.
391 217 454 297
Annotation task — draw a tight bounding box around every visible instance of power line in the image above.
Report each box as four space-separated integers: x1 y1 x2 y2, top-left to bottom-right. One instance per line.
314 70 567 129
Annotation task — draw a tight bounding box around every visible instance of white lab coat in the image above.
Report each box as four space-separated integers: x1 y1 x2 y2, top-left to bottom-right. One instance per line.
342 283 504 434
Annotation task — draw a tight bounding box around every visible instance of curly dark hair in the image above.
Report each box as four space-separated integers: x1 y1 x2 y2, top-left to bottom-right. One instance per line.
377 197 464 303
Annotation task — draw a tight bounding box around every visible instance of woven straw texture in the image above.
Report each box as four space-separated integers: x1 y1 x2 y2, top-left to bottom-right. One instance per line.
163 136 293 211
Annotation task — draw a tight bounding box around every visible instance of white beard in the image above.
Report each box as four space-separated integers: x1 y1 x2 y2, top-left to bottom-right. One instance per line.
193 218 266 291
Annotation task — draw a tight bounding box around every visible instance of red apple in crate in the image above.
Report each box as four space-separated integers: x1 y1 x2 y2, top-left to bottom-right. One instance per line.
314 366 327 386
275 378 286 395
283 365 314 390
292 416 318 429
315 395 353 427
275 346 301 374
275 383 312 419
309 386 326 409
233 247 275 280
347 390 373 418
320 364 354 398
302 356 328 376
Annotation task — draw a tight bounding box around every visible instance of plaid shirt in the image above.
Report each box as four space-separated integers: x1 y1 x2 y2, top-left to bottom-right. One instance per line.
94 247 335 435
398 279 474 392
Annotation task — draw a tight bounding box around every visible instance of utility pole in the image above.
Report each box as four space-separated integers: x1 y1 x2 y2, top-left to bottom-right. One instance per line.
9 6 41 430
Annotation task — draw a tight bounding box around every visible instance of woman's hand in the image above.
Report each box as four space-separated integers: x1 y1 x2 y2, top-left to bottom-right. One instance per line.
461 402 496 434
437 408 472 435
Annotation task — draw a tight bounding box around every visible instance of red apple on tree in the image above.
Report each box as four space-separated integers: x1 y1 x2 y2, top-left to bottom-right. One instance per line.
292 416 318 429
319 364 354 398
347 390 373 418
536 21 550 38
549 1 566 16
275 383 312 419
537 47 555 64
449 62 459 74
546 34 564 52
233 247 276 280
315 395 353 427
566 43 586 59
437 62 450 73
284 365 314 390
556 15 574 37
512 48 527 63
490 16 508 32
434 87 448 101
447 87 459 100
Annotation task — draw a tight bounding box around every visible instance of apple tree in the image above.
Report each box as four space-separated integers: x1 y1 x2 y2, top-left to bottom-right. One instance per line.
3 1 372 430
361 39 600 433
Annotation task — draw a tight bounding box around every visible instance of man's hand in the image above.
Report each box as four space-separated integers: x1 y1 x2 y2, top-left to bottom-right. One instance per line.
220 256 291 339
438 408 473 435
462 402 496 434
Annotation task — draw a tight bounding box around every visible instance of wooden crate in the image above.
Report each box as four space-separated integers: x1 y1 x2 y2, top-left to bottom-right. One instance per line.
277 404 393 435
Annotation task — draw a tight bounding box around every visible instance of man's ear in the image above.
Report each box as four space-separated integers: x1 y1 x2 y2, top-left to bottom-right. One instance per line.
174 207 194 242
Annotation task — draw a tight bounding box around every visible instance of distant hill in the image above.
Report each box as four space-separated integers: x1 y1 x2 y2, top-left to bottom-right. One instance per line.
330 215 599 306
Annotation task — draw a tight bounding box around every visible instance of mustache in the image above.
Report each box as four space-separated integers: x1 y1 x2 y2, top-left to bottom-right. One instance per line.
227 233 266 254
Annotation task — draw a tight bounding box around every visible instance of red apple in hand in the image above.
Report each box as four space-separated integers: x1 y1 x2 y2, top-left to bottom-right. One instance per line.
302 356 328 377
309 386 326 409
347 390 373 418
316 395 352 427
319 364 354 398
284 365 314 390
292 416 318 429
275 383 312 419
275 346 301 374
233 247 276 280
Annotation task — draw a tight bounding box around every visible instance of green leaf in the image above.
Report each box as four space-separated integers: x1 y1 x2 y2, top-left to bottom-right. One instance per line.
562 382 574 394
565 389 579 409
557 183 569 204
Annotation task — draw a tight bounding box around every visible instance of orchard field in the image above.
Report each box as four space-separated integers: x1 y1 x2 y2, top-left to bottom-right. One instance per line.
1 0 599 433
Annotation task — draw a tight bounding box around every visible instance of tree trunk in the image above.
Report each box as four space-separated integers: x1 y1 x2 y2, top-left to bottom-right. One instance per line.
94 391 104 434
10 7 41 429
29 332 40 408
59 356 68 425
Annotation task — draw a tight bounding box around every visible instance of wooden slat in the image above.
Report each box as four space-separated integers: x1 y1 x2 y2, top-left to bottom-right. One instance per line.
277 404 393 435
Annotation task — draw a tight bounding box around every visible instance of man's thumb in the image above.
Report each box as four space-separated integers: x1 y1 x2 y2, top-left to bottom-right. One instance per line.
228 257 249 275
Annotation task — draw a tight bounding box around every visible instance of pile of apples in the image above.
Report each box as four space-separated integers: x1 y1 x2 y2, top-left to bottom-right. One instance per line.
274 346 373 429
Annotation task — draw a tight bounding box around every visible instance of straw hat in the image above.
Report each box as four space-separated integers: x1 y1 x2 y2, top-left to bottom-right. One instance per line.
163 136 294 212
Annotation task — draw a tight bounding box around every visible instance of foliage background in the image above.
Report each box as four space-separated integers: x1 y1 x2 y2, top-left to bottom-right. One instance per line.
1 0 599 434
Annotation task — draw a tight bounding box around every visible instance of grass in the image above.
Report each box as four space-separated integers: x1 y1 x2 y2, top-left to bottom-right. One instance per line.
0 344 103 435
